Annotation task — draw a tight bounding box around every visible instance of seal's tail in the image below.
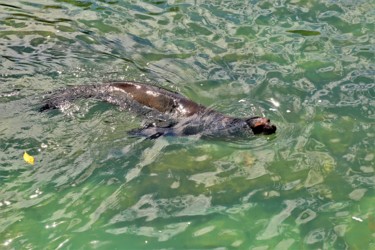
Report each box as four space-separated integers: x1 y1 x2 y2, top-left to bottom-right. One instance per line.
39 85 106 112
39 84 166 120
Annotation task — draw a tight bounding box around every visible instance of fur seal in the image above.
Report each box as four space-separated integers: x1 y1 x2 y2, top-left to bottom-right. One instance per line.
41 81 276 138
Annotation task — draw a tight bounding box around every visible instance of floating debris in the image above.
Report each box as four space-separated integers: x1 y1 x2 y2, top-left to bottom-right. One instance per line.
23 151 35 165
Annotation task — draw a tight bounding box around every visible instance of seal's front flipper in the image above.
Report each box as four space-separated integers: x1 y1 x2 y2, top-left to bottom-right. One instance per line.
128 126 176 139
141 118 177 129
147 131 165 139
39 102 57 112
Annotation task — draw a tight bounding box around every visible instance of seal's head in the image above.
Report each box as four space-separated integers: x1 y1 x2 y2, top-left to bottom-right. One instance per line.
246 117 277 135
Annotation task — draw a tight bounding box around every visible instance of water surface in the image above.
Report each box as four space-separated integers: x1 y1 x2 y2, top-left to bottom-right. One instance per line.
1 0 374 249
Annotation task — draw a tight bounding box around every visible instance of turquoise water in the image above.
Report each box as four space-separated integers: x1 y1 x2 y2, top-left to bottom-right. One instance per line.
1 0 374 249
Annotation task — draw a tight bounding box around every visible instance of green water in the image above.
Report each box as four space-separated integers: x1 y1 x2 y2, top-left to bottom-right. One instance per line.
1 0 374 249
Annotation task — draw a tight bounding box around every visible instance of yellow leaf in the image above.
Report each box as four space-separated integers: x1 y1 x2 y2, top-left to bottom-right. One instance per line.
23 151 35 165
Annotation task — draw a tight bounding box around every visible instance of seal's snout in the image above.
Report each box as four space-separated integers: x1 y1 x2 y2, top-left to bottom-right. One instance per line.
247 117 277 135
